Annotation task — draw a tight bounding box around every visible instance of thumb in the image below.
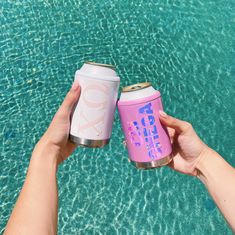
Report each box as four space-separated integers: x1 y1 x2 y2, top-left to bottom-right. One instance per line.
57 81 81 117
159 110 191 134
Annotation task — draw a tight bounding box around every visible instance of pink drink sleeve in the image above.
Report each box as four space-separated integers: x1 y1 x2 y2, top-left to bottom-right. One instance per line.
118 92 172 163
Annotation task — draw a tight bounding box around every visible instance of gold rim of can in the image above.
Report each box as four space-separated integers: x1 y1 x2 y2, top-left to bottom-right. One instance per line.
85 61 115 70
122 82 152 93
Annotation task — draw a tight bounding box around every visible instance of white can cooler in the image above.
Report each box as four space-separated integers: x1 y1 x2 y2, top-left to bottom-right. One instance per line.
69 61 120 148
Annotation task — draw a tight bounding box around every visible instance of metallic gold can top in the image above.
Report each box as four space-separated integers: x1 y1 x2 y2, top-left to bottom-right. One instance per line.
122 82 152 93
85 61 115 70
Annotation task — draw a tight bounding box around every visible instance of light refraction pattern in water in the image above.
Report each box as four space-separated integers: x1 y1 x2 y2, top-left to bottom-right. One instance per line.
0 0 235 234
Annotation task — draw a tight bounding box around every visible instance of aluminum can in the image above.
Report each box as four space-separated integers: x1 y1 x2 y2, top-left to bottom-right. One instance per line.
117 82 172 169
70 61 120 147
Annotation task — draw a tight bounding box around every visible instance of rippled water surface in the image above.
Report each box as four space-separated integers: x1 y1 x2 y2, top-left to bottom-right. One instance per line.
1 0 235 234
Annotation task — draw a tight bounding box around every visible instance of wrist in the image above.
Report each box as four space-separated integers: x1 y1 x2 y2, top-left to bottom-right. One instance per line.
195 147 220 184
31 141 60 172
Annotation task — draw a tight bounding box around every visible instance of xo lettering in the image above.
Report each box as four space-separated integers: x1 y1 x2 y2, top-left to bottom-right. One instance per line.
78 83 109 134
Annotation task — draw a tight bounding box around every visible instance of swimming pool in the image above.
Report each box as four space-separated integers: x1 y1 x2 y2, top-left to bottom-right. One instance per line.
1 0 234 234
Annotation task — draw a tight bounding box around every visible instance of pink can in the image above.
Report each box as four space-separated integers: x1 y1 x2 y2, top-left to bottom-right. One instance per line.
117 82 172 169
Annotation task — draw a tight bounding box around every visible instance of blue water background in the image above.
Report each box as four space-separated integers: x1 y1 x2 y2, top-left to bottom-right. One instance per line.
0 0 235 234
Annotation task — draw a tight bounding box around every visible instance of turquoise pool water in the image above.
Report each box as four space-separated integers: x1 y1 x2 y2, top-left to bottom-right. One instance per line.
1 0 235 234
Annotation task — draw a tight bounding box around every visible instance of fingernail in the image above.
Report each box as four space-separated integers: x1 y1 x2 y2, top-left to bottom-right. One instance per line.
159 110 168 118
71 81 80 91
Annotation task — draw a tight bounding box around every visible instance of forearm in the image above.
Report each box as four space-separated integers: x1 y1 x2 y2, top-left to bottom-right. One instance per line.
196 148 235 232
4 149 58 235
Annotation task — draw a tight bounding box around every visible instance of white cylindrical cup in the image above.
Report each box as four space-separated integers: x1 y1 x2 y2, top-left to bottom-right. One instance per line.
69 62 120 148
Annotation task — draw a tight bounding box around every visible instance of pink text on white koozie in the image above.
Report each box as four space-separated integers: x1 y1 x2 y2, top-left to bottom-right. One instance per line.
77 83 109 134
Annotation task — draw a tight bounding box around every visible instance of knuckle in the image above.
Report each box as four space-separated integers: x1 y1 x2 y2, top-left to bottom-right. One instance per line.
66 91 74 100
55 109 67 120
168 116 175 125
184 122 193 130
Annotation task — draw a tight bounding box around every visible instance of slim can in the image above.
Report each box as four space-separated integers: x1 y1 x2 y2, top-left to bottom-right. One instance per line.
117 82 172 169
69 61 120 148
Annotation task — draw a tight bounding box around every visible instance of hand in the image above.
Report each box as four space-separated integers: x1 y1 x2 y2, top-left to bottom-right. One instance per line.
159 111 209 176
33 81 81 165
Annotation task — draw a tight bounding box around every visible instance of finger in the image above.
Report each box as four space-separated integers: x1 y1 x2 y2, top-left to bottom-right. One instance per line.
65 141 78 157
167 157 174 169
58 81 81 116
58 141 78 164
159 110 192 134
165 127 175 144
167 127 175 138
